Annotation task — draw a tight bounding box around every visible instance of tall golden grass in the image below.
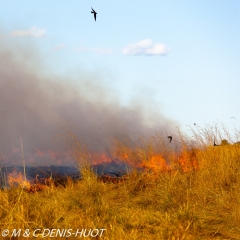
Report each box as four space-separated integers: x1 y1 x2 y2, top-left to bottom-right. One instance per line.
1 124 240 239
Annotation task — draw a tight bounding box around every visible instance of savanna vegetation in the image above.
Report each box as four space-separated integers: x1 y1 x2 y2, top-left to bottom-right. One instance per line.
1 124 240 239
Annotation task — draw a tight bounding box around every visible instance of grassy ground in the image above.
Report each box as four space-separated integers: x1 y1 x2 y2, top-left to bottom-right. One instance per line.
1 127 240 239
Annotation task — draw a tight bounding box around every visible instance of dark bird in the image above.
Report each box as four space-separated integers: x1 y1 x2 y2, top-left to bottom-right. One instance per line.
194 123 196 126
168 136 172 143
91 7 97 21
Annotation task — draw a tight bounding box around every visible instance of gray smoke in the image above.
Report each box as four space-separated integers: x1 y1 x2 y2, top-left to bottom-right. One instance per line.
0 38 178 165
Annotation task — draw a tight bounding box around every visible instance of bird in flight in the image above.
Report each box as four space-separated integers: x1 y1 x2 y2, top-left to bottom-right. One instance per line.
91 7 97 21
168 136 172 143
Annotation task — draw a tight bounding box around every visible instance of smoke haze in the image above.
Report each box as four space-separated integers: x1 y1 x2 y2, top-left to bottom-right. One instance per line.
0 38 178 165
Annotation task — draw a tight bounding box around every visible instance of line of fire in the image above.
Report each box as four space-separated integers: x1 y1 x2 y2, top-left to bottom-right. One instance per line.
1 132 239 193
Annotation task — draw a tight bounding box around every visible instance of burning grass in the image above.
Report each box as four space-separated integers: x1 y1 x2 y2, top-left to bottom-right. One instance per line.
1 125 240 239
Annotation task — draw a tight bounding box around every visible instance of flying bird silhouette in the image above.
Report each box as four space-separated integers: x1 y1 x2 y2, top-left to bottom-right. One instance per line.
168 136 172 143
91 7 97 21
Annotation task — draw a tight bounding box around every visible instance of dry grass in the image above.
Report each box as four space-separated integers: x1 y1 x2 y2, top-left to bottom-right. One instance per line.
1 125 240 239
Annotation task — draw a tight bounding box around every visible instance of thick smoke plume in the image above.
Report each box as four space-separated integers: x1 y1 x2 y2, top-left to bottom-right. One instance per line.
0 38 178 165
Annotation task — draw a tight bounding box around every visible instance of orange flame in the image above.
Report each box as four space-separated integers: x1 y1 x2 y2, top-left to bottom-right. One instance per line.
177 149 199 172
139 154 169 172
8 171 30 189
113 142 200 174
115 146 169 172
92 153 113 165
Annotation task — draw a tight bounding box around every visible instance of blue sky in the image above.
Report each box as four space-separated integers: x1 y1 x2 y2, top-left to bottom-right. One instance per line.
1 0 240 136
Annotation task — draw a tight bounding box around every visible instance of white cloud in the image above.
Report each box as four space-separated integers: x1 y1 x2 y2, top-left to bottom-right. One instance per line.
11 27 46 38
123 39 169 56
53 44 65 51
75 47 113 54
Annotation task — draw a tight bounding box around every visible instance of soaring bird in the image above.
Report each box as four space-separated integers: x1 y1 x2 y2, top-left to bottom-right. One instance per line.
91 7 97 21
168 136 172 143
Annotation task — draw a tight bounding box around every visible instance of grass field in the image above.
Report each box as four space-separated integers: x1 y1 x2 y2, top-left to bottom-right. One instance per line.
1 125 240 239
